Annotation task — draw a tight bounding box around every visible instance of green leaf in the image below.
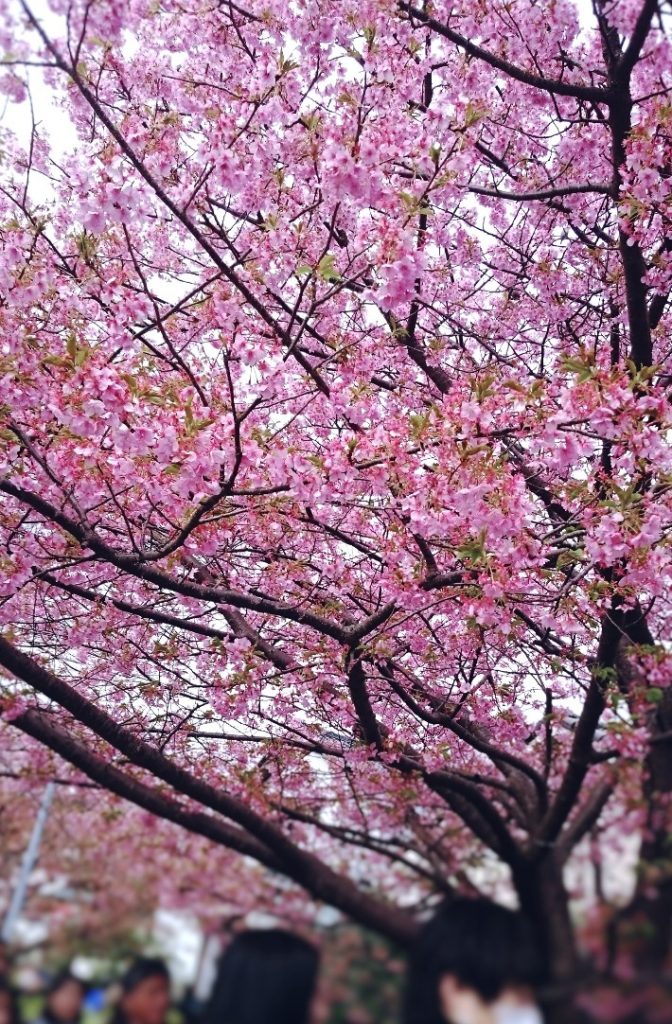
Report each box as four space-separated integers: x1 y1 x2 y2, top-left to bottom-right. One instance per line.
593 665 616 685
457 529 488 564
317 253 341 282
503 378 528 394
66 332 77 363
555 548 582 568
474 372 496 400
278 52 299 74
464 101 487 127
560 349 595 378
409 411 430 440
75 230 98 261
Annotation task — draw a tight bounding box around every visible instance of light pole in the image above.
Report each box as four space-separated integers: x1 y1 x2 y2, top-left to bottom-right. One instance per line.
1 780 56 943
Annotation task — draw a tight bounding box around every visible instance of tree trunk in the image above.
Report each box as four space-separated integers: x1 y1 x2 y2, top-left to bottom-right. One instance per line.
617 687 672 973
514 854 582 1024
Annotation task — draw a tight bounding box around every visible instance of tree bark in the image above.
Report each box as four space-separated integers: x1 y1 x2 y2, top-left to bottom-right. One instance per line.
514 854 581 1024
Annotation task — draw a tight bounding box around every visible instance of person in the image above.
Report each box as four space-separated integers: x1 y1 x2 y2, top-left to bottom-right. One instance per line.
34 971 86 1024
202 929 320 1024
404 898 545 1024
111 959 171 1024
0 979 20 1024
177 984 202 1024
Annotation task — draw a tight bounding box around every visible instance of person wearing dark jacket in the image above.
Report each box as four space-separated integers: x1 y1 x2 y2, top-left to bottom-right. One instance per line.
0 978 21 1024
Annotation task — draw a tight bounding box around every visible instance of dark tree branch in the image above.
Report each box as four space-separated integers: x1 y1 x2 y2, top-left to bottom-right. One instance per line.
0 634 418 945
0 480 349 641
398 3 609 102
384 311 452 394
379 662 548 809
346 651 385 750
470 183 612 201
535 611 621 850
617 0 659 80
40 572 293 671
556 780 613 862
7 707 282 868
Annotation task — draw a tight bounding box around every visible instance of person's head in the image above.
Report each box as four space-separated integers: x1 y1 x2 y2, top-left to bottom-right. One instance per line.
114 959 171 1024
45 971 86 1024
0 979 20 1024
204 929 320 1024
404 898 545 1024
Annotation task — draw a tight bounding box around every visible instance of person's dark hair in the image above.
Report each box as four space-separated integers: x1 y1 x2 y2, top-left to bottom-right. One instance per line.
404 898 545 1024
203 929 319 1024
43 969 86 1024
118 960 169 997
111 958 170 1024
0 977 21 1024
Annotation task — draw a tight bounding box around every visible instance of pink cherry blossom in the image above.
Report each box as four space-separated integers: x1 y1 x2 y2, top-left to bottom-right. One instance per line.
0 1 670 1012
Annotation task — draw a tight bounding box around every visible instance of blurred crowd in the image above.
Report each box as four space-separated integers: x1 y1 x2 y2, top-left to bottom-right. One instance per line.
0 898 545 1024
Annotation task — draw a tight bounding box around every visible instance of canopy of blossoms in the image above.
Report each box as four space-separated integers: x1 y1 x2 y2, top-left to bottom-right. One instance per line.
0 1 671 1017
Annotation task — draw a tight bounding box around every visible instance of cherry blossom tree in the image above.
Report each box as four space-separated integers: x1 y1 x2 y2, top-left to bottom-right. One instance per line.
1 0 671 1017
0 738 280 959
